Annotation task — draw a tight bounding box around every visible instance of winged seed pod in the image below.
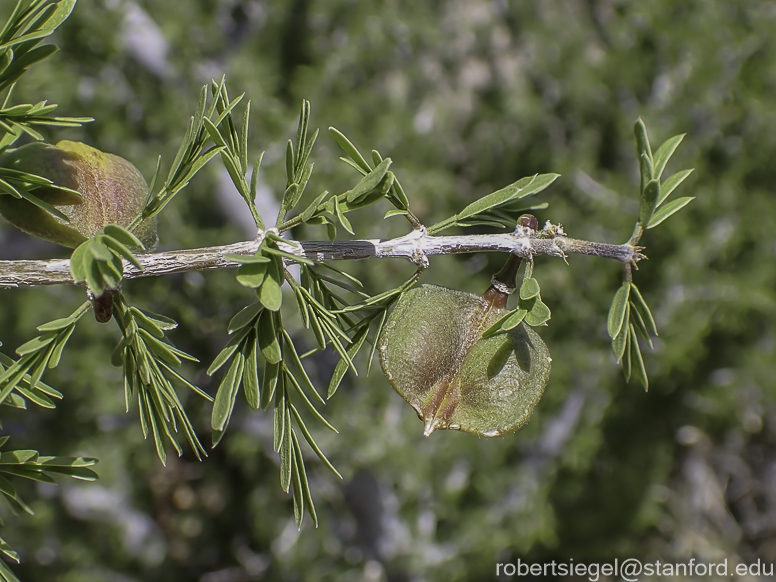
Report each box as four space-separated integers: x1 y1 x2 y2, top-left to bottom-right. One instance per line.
0 141 157 249
378 284 551 437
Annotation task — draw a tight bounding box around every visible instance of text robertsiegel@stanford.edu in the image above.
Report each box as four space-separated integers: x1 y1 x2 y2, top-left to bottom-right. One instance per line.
496 558 773 581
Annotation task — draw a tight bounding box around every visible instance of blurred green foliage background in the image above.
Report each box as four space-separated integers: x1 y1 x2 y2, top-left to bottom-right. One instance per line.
1 1 775 580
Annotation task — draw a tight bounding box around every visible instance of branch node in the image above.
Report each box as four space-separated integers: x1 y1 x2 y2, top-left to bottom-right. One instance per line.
409 226 429 268
541 220 566 238
629 245 646 269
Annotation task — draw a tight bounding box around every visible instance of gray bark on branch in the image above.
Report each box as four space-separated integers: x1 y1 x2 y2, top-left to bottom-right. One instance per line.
0 224 643 289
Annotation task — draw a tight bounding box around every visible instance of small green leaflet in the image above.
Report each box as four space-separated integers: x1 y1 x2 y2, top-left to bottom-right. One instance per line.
428 173 559 234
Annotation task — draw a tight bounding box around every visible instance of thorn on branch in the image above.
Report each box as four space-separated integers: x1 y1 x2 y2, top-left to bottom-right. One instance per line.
630 245 646 269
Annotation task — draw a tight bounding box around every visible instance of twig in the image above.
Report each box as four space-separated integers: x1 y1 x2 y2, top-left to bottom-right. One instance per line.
0 224 643 289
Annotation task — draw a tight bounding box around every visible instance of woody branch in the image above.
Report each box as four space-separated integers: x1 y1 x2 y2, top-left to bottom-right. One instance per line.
0 225 643 289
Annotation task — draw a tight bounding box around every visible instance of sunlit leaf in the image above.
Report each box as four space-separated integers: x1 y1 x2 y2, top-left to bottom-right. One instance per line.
329 127 371 173
629 284 658 336
428 173 559 234
646 196 694 228
652 133 685 180
657 169 693 207
211 354 244 432
519 277 540 300
328 323 368 398
607 283 631 338
629 324 648 390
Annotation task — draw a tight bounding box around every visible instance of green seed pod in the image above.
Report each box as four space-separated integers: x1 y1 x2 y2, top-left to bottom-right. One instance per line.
0 140 156 249
379 284 551 437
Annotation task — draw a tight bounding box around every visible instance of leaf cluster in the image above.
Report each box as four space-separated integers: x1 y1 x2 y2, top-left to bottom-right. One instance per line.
604 119 694 389
633 118 694 231
0 436 97 576
0 301 87 410
201 81 266 230
201 100 446 525
427 173 558 234
136 78 246 228
276 100 317 228
0 5 105 569
229 230 307 311
2 269 211 473
0 159 81 223
207 295 342 527
210 246 422 526
607 282 657 389
297 262 421 401
0 1 90 151
484 272 552 338
279 124 414 238
0 1 90 231
69 225 145 297
0 438 97 508
0 301 96 577
111 295 209 464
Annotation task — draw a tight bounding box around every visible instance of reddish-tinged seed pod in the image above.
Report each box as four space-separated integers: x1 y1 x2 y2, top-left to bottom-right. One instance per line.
0 140 157 249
